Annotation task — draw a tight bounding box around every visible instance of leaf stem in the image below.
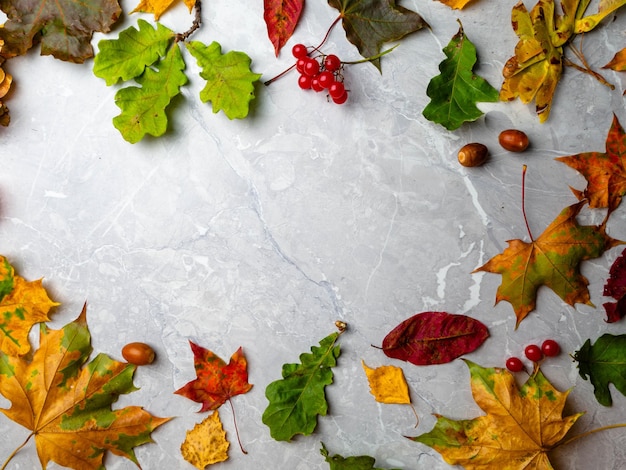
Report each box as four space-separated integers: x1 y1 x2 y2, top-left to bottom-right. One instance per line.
565 36 614 90
228 398 247 454
341 45 398 65
522 164 534 242
555 423 626 449
175 0 202 43
1 432 33 470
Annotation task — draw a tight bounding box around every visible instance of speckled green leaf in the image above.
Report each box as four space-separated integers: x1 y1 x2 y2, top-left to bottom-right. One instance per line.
186 41 261 120
262 332 341 441
93 19 175 85
0 305 170 469
475 201 624 327
574 334 626 406
422 21 498 130
113 43 187 143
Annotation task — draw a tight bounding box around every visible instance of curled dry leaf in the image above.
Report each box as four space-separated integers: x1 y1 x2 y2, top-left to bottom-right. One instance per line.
380 311 489 365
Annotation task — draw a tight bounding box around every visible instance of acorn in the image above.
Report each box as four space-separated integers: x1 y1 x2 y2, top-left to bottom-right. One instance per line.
457 143 488 167
122 342 156 365
499 129 529 152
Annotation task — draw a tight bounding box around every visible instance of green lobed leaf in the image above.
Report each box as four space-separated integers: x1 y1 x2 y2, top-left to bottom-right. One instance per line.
186 41 261 120
262 332 341 441
93 19 175 86
320 442 400 469
113 43 187 143
574 334 626 406
422 21 499 130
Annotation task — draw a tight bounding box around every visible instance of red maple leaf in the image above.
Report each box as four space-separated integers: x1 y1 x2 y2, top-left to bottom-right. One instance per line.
175 342 253 411
264 0 303 56
557 114 626 212
604 247 626 323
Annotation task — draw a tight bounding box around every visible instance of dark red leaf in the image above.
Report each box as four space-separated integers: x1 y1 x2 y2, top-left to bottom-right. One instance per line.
381 311 489 365
264 0 304 56
603 247 626 322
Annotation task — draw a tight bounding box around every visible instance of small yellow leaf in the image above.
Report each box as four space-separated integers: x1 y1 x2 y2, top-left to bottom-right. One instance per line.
435 0 475 9
362 361 411 404
604 48 626 71
181 411 230 469
131 0 195 21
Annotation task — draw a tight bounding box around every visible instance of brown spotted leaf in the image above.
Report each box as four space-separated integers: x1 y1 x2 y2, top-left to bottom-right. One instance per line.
264 0 304 56
0 0 121 62
557 114 626 212
0 305 170 469
475 202 624 327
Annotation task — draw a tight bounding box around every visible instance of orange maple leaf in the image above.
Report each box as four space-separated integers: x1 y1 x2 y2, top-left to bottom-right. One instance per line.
557 114 626 212
474 202 624 327
0 305 170 469
411 361 584 469
0 255 59 356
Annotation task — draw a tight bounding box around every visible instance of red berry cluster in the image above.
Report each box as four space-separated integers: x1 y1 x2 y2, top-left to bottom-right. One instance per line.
292 43 349 105
505 339 560 373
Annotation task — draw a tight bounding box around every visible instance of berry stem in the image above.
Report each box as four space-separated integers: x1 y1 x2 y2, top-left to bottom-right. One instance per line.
522 164 534 242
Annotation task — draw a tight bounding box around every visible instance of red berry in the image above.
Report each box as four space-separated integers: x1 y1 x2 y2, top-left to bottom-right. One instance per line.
292 43 308 59
317 71 334 89
311 76 324 92
324 54 341 72
303 58 320 77
296 58 307 74
298 74 312 90
541 339 560 357
524 344 543 362
331 91 348 104
328 81 346 99
506 357 524 373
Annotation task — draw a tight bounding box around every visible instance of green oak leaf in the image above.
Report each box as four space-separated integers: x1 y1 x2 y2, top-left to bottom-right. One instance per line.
321 442 400 469
327 0 427 70
423 21 499 130
186 41 261 120
93 19 175 86
0 0 121 62
113 43 187 143
262 332 342 441
574 334 626 406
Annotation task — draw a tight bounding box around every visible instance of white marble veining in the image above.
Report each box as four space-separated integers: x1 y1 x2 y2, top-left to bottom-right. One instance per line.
1 0 626 468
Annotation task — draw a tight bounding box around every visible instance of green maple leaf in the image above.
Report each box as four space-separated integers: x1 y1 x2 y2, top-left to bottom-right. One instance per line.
0 305 170 469
113 43 187 143
327 0 427 70
262 331 342 441
474 201 624 327
93 19 175 85
321 442 401 470
574 334 626 406
411 361 583 469
0 0 121 62
422 21 499 130
186 41 261 120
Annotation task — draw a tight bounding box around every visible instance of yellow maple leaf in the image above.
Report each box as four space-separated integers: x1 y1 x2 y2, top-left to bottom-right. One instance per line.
435 0 476 9
0 255 59 356
181 410 230 469
131 0 195 21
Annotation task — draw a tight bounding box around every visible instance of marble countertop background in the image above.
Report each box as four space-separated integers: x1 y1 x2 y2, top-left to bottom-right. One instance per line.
1 0 626 468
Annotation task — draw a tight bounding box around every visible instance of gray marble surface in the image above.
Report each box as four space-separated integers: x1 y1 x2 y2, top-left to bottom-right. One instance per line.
1 0 626 468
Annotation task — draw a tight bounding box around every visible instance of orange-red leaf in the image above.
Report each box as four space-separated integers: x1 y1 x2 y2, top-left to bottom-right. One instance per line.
175 342 253 411
557 114 626 211
264 0 303 56
475 202 624 327
603 48 626 71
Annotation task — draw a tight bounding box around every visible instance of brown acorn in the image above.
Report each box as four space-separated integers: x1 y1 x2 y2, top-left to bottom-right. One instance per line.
457 143 488 167
499 129 529 152
122 342 156 365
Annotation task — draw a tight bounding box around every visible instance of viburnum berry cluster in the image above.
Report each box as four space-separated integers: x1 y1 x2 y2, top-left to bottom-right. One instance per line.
291 43 349 105
505 339 561 373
